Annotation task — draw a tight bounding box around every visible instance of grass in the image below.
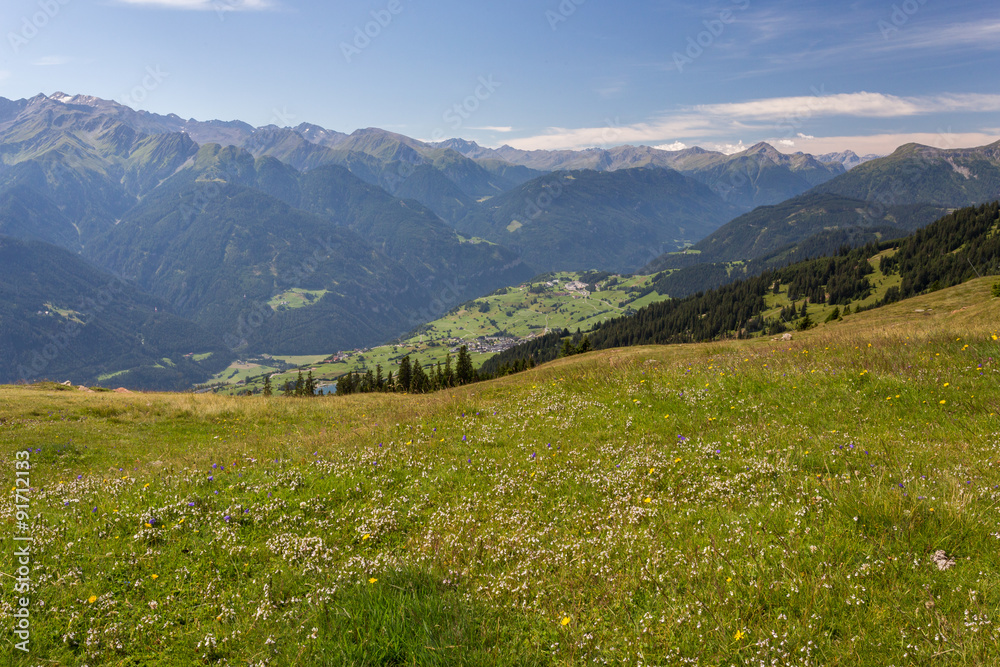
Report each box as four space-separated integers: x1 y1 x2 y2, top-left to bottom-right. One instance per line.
2 278 1000 665
267 289 330 312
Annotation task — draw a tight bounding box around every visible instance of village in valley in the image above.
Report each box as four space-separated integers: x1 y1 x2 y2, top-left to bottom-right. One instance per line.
200 271 672 395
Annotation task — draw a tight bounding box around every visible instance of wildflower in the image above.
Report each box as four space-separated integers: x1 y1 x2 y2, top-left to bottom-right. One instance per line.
643 497 651 504
561 617 571 626
368 578 377 584
151 574 158 580
362 533 371 541
734 630 745 640
87 595 97 604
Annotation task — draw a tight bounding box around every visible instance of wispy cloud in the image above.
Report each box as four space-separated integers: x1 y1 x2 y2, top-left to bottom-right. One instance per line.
744 19 1000 76
697 92 1000 120
113 0 274 10
33 56 73 66
0 70 10 81
470 126 514 133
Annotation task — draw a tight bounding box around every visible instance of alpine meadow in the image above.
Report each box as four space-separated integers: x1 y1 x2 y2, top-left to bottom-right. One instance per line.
1 0 1000 665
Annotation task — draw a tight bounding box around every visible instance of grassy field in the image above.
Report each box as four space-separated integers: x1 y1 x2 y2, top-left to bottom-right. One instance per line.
207 271 671 395
2 278 1000 665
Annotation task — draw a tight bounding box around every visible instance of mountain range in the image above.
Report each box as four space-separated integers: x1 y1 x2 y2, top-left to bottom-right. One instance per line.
0 91 997 388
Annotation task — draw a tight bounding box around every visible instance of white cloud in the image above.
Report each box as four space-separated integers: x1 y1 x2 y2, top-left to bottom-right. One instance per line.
778 139 795 147
655 141 688 151
470 126 514 133
113 0 274 10
504 91 1000 152
33 56 72 66
714 141 746 156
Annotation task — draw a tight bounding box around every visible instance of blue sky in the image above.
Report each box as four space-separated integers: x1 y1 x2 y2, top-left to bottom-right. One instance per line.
1 0 998 155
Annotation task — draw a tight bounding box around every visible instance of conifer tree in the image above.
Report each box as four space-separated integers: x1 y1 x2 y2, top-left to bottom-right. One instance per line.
263 375 272 397
797 302 812 331
411 361 429 393
375 364 384 391
456 346 474 384
398 356 412 392
444 353 455 387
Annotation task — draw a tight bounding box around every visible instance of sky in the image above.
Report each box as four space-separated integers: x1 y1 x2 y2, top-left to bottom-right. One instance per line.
1 0 998 155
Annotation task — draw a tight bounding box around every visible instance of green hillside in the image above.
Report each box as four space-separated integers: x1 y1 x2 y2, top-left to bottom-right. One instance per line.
3 278 999 664
647 192 947 270
456 168 739 272
0 235 231 388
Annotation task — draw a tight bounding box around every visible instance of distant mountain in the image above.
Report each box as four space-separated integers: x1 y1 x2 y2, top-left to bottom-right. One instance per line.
437 140 843 210
644 141 1000 270
0 93 201 243
645 192 947 271
812 141 1000 206
80 143 532 355
85 180 428 356
814 150 882 170
455 168 739 272
661 142 844 209
0 94 536 362
0 235 230 389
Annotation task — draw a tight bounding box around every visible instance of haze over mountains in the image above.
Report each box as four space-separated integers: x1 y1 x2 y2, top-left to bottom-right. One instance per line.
1 91 997 388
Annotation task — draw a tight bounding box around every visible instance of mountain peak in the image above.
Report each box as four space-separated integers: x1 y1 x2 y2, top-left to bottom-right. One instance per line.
745 141 780 155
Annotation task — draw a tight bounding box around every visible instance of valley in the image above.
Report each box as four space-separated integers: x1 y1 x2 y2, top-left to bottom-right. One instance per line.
202 270 674 395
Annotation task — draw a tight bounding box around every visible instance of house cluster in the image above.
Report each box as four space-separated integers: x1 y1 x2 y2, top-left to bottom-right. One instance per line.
448 336 524 355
